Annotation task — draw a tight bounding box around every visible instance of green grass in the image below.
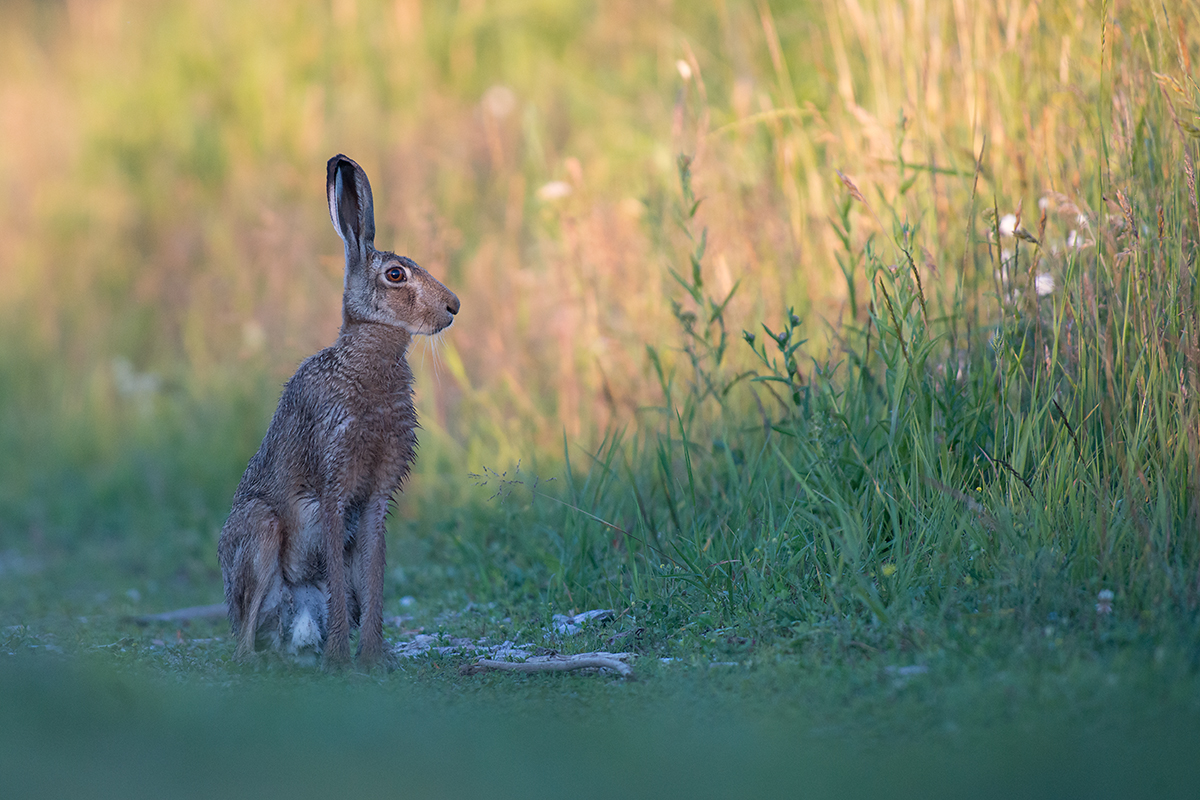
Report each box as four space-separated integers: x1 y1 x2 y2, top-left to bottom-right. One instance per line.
3 1 1200 796
3 624 1199 798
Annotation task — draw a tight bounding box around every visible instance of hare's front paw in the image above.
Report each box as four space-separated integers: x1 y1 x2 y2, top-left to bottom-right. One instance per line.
358 646 398 673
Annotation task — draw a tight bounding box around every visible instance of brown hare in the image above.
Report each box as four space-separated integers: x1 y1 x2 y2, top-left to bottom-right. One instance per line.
218 154 459 668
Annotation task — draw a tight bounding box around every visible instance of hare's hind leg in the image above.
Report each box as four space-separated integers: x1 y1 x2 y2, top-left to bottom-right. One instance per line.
348 493 390 667
218 500 285 660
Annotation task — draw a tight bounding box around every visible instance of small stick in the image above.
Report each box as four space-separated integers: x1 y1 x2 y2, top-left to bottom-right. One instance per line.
1051 399 1082 458
465 651 634 678
976 445 1034 494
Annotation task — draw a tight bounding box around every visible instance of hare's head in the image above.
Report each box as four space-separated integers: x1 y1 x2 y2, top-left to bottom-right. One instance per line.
326 154 460 335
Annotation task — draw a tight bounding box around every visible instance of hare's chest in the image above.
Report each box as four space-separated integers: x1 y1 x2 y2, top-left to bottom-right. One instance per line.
340 397 417 491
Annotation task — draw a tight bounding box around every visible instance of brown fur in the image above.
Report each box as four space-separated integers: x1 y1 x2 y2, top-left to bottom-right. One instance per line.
217 155 459 668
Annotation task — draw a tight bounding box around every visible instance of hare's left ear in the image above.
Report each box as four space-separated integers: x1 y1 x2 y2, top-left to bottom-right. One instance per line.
326 154 376 257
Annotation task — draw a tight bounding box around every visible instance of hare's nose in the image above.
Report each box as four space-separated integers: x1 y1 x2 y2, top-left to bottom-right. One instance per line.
446 293 461 316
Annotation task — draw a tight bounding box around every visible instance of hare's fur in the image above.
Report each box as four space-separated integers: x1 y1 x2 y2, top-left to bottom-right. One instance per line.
218 155 459 668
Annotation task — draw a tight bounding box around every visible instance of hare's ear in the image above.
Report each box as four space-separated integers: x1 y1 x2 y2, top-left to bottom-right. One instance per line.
326 154 376 256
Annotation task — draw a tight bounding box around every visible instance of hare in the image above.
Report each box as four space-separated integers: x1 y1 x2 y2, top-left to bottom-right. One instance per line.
217 154 459 668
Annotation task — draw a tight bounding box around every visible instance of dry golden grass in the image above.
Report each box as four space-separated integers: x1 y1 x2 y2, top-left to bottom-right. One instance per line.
0 0 1194 451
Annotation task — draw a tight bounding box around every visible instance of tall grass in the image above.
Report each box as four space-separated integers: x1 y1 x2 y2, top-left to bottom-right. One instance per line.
466 1 1200 645
1 1 1157 443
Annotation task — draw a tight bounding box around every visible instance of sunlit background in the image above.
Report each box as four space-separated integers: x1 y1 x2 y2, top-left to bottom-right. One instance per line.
2 0 1121 449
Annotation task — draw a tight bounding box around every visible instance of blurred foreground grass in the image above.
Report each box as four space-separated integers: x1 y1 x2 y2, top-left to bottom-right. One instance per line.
3 648 1200 800
3 0 1200 795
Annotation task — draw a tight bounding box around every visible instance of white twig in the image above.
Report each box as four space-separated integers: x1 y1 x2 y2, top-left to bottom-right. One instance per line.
468 651 635 677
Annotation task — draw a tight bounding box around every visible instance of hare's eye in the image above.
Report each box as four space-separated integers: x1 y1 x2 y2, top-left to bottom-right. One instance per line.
385 266 406 283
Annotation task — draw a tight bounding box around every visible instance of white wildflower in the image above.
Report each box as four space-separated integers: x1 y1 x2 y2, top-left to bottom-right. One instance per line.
1096 589 1114 615
482 85 517 119
536 180 572 201
1035 273 1055 296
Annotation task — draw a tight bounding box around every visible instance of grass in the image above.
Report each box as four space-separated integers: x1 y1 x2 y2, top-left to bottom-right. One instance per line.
3 0 1200 796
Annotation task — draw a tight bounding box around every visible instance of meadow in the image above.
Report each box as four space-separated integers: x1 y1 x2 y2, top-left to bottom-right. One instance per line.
2 0 1200 796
